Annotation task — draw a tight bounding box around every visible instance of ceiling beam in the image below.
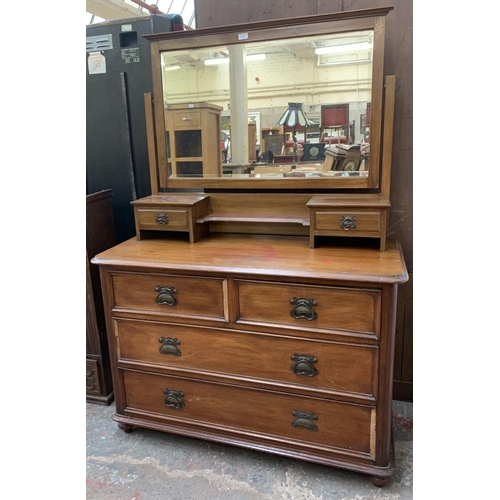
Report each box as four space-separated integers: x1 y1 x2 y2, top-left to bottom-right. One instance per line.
86 0 148 20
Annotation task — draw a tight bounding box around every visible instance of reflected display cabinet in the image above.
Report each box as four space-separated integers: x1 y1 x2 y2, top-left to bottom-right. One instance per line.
92 7 408 487
164 102 222 178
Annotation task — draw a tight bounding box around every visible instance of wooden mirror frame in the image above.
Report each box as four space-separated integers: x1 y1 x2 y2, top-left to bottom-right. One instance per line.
143 7 393 193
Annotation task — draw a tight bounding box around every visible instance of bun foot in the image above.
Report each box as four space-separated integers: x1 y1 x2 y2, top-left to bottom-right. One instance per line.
117 422 134 433
370 476 390 487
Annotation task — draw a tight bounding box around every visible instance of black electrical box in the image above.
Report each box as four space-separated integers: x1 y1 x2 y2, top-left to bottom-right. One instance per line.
86 14 183 243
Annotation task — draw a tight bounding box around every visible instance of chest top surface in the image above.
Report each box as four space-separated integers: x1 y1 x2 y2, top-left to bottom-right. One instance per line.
92 234 407 284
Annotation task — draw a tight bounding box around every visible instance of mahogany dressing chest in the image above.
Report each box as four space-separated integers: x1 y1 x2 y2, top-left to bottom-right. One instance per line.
92 7 408 486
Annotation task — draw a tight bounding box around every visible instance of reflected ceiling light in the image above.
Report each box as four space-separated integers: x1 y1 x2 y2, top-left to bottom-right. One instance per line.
163 63 181 71
204 57 229 65
314 42 372 55
247 54 266 61
204 54 265 65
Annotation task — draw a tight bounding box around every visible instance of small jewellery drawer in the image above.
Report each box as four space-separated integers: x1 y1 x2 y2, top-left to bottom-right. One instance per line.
122 370 376 458
235 280 380 336
110 272 227 321
172 111 201 129
116 319 378 398
134 208 189 230
314 211 381 234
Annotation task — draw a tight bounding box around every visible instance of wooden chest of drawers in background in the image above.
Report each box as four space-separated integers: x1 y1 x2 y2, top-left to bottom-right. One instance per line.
86 190 116 405
92 234 407 485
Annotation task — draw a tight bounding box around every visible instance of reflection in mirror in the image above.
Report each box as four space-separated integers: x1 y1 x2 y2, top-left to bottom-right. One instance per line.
161 30 373 180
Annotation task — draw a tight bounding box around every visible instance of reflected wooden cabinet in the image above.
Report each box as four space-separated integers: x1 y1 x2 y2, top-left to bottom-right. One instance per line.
165 102 222 177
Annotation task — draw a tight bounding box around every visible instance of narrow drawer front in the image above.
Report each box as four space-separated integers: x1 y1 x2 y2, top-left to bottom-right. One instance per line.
315 211 381 233
122 370 375 457
116 319 378 397
236 280 380 336
172 111 201 129
111 273 227 321
135 208 189 230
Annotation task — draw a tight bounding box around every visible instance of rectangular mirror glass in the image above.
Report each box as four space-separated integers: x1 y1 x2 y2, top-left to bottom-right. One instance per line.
146 9 390 190
161 30 372 181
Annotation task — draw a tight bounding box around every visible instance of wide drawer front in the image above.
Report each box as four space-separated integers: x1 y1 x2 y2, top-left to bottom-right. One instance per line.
135 208 189 230
110 272 227 321
116 319 378 398
236 280 380 336
122 370 375 458
172 111 201 129
315 211 381 233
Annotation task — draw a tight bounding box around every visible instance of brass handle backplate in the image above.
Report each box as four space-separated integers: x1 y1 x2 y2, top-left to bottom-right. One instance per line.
291 354 318 376
156 213 169 225
158 337 181 356
163 389 185 409
292 410 318 431
155 286 178 306
339 215 356 230
290 297 318 321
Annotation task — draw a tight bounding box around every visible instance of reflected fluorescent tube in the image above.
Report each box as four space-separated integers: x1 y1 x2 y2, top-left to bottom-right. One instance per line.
204 54 265 65
163 63 181 71
247 54 266 61
315 42 372 55
204 57 229 65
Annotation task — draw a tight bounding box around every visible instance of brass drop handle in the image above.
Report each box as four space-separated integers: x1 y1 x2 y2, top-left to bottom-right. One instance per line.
291 410 318 431
155 286 178 306
163 389 185 409
290 297 318 321
291 354 318 376
182 117 193 121
156 213 169 225
158 337 181 356
339 215 356 230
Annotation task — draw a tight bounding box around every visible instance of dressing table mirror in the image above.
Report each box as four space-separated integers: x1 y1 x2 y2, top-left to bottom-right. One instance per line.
132 7 396 249
92 6 409 487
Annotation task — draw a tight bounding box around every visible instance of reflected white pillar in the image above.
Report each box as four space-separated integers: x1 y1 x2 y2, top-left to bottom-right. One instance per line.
228 45 248 164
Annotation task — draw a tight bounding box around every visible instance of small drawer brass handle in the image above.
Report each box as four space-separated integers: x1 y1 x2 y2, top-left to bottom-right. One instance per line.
158 337 181 356
292 410 318 431
339 215 356 230
291 354 318 376
290 297 318 321
182 117 192 121
155 286 178 306
156 213 169 225
163 389 185 409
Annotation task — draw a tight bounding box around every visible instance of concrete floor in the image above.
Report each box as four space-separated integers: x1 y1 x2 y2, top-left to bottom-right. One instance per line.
86 400 412 499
